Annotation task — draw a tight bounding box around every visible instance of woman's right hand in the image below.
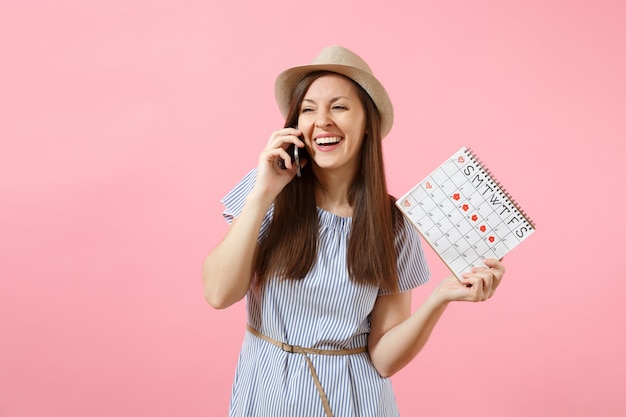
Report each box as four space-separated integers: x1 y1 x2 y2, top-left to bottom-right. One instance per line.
253 127 306 199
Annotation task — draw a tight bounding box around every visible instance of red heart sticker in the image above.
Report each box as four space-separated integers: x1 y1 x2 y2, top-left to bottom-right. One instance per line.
480 225 487 232
488 236 495 243
458 156 465 163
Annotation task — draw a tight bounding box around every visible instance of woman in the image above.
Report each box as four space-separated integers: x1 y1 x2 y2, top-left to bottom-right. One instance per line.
203 46 505 417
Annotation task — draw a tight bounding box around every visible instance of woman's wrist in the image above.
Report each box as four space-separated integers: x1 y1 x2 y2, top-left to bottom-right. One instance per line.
247 185 278 210
425 286 451 310
429 275 464 306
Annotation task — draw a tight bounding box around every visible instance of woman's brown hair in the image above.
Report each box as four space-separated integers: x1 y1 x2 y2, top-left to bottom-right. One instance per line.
255 71 400 292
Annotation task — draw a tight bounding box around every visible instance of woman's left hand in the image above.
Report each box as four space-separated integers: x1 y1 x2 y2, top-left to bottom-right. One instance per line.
434 258 506 303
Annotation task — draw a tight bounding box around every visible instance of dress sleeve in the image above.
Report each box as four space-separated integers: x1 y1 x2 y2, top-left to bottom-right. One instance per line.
380 212 431 295
220 168 274 241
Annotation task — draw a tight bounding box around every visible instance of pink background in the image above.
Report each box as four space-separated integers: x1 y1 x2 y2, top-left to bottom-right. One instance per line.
2 0 625 416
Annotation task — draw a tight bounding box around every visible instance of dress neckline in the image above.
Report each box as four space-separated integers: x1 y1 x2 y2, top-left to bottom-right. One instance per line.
316 206 352 230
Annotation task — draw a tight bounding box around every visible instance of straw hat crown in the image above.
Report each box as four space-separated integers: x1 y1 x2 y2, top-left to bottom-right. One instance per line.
274 46 394 138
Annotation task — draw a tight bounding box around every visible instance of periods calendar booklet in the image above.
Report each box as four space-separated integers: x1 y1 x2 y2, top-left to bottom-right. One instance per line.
396 147 535 280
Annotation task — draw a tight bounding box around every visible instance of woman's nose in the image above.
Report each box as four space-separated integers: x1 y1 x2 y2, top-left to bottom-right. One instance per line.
315 113 333 128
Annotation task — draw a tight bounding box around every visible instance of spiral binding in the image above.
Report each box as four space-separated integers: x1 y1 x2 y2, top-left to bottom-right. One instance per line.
465 147 536 229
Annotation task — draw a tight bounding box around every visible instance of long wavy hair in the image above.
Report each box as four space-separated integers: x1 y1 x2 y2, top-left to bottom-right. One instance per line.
255 71 400 292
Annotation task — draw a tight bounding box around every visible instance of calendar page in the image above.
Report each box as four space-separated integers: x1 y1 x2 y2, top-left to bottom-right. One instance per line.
396 147 535 280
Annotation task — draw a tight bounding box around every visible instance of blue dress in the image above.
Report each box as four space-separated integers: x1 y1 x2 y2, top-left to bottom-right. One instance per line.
221 169 430 417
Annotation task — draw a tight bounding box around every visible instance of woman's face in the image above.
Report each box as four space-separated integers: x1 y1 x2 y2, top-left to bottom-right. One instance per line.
297 74 367 178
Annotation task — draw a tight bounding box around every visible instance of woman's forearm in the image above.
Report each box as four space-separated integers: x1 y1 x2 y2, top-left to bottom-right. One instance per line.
202 190 273 309
369 293 449 378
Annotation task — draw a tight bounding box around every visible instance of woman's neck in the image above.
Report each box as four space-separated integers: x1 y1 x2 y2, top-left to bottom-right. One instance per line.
314 168 356 217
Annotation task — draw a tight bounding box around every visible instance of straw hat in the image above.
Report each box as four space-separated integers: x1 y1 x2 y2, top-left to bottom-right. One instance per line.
274 45 394 138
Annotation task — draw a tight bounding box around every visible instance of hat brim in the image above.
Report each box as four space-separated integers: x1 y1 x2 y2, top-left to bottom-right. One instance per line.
275 63 394 138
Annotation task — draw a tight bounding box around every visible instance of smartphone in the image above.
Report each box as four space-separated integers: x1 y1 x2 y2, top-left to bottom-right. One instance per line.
281 136 306 177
